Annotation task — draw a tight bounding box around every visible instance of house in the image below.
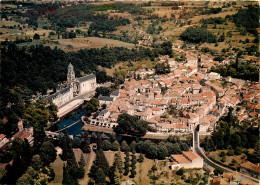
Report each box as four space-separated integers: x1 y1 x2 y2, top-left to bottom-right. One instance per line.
98 109 110 122
208 72 221 80
240 161 260 179
170 151 203 170
110 90 120 98
12 131 33 143
213 172 258 185
98 96 114 106
0 134 9 148
91 143 97 150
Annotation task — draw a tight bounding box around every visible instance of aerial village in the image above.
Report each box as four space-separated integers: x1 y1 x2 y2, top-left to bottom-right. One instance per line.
86 46 260 136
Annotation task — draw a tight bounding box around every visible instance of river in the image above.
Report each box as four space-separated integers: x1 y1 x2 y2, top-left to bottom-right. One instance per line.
56 109 168 143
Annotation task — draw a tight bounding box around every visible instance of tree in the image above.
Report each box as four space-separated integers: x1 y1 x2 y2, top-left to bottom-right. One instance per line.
72 137 81 148
23 101 56 152
146 144 158 159
62 165 73 185
180 143 189 151
95 168 106 184
130 141 136 153
124 151 130 176
168 135 180 143
60 131 77 168
80 136 91 153
17 173 33 185
113 168 120 185
31 155 42 171
102 140 111 151
114 113 148 137
218 33 225 42
157 144 168 159
176 168 184 175
214 167 223 176
113 151 123 174
79 154 86 167
39 141 57 166
77 166 85 179
180 26 216 43
121 140 130 152
138 153 144 163
33 33 40 40
93 149 109 175
151 164 157 173
95 87 111 97
154 63 170 74
111 141 120 151
130 154 136 178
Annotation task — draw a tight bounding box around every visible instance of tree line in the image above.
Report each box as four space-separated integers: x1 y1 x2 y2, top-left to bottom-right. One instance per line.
210 61 259 82
201 108 259 164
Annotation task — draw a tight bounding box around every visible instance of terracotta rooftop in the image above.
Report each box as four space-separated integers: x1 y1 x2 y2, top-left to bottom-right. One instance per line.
183 151 202 160
241 161 260 173
0 134 6 140
171 154 191 164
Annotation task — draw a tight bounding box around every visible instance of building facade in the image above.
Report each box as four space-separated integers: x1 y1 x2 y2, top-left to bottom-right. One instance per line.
45 63 96 107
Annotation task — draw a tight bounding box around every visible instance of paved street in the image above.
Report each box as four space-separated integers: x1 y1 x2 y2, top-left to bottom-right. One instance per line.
193 125 259 183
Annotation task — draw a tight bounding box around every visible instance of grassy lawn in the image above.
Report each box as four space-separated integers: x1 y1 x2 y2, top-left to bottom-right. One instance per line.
208 149 254 169
49 156 65 185
99 59 155 77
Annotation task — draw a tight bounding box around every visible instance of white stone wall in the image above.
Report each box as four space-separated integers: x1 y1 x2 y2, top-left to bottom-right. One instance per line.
53 87 73 107
79 78 96 95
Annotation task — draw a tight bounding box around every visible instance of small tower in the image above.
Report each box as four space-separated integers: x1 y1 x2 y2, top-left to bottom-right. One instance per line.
67 63 75 84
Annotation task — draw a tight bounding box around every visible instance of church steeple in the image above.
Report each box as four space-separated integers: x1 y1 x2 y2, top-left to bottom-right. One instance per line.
67 63 75 83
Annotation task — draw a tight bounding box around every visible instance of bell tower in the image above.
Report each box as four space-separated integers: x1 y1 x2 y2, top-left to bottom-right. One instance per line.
67 63 75 84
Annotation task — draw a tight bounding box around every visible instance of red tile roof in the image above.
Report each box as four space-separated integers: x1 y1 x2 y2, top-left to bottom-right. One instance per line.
183 151 202 160
241 161 260 173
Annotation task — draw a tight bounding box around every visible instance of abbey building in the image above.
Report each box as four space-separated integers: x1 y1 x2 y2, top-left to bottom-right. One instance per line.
45 63 96 107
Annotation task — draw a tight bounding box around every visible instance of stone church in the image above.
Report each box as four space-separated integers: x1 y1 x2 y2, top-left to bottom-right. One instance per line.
45 63 96 107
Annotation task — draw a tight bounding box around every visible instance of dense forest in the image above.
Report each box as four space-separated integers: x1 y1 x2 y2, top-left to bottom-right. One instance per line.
210 61 259 82
231 5 259 34
201 108 260 165
0 42 172 137
180 26 216 43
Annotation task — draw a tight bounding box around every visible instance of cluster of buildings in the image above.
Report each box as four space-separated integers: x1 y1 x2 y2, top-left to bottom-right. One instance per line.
170 151 203 170
0 118 33 149
213 161 260 185
94 47 251 135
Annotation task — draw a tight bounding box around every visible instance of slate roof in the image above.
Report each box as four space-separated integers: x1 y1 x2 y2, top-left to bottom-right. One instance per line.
99 109 109 117
98 96 114 101
45 86 71 100
110 90 119 97
78 74 95 83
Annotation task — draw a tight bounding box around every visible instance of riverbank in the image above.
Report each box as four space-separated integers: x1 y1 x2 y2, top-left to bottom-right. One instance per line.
82 124 191 140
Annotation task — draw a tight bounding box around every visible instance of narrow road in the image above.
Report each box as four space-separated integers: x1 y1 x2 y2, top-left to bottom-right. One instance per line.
194 125 259 183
